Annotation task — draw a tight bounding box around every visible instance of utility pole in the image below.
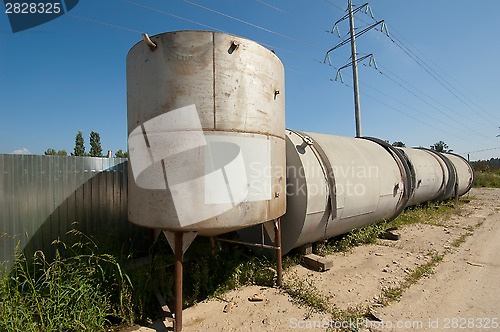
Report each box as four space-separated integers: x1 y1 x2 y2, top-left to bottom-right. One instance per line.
325 2 388 138
348 0 362 137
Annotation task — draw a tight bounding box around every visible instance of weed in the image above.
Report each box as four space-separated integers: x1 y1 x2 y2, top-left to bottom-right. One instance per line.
282 272 332 313
378 251 443 306
473 170 500 188
0 229 133 331
315 200 464 255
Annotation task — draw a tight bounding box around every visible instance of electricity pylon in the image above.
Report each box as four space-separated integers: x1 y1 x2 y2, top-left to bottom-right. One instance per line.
325 0 388 137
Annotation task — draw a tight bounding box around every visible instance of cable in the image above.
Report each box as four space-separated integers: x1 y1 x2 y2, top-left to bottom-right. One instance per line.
321 0 345 12
66 14 143 34
387 35 495 124
388 30 500 123
460 146 500 155
339 2 500 126
373 65 491 139
181 0 325 51
360 91 478 144
254 0 330 33
122 0 223 31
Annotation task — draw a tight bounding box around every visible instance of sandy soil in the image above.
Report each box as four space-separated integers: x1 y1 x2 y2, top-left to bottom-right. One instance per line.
127 188 500 332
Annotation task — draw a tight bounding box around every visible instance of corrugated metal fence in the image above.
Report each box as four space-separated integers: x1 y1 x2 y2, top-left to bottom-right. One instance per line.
0 154 130 271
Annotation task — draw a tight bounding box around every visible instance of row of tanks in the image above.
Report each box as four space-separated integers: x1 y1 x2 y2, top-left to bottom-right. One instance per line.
127 30 473 253
247 131 474 255
126 30 473 331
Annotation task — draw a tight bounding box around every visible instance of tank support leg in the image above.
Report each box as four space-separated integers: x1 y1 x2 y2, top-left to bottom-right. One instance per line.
163 231 197 332
274 218 283 287
174 232 183 332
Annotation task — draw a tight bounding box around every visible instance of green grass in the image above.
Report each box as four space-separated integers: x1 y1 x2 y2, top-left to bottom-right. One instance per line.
380 250 443 304
0 229 134 331
474 170 500 188
283 271 367 326
0 198 470 330
315 200 462 256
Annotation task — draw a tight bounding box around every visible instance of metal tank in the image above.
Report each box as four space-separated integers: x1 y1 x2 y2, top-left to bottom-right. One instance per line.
126 31 286 236
443 152 474 196
259 131 411 255
398 148 448 206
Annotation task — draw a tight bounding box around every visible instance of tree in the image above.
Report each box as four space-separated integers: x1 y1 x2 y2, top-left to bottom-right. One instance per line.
430 141 452 153
115 149 128 158
392 141 406 147
89 131 103 157
44 148 68 156
44 148 57 155
73 130 86 156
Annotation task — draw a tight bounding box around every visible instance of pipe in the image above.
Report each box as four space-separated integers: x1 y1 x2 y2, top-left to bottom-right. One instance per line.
238 131 475 256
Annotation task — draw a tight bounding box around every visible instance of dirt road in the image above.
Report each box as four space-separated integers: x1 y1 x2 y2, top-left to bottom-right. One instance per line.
128 188 500 332
375 188 500 331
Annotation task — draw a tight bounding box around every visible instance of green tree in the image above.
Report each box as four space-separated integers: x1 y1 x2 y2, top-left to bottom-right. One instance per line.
73 130 86 156
115 149 128 158
392 141 406 147
45 149 68 156
44 148 56 155
430 141 452 153
89 131 103 157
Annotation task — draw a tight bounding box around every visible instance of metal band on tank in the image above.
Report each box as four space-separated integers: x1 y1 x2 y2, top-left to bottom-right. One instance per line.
417 148 457 201
288 130 337 223
443 152 475 194
398 148 417 198
359 137 413 220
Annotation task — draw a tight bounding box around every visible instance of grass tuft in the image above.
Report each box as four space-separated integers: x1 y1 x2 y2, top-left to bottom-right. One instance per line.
0 229 133 331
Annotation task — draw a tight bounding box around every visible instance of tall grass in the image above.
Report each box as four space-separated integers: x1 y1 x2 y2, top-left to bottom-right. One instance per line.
0 229 134 331
474 170 500 188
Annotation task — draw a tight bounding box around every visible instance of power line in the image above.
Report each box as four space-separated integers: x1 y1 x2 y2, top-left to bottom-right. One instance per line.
181 0 325 51
374 62 491 128
460 147 500 155
254 0 330 33
387 29 500 123
360 91 478 144
347 3 500 126
66 14 143 34
372 64 491 139
386 34 496 125
122 0 222 31
74 0 495 152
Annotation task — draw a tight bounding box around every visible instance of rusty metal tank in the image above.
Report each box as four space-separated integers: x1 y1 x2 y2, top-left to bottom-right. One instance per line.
126 31 286 236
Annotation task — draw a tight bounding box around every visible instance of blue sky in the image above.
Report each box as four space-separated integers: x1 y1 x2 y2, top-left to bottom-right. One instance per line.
1 0 500 160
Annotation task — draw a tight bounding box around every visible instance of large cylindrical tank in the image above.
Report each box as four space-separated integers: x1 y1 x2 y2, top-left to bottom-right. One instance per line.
271 131 410 254
126 31 286 236
443 152 474 196
398 148 447 206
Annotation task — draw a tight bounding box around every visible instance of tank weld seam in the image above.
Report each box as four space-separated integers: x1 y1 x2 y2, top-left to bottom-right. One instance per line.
201 128 285 140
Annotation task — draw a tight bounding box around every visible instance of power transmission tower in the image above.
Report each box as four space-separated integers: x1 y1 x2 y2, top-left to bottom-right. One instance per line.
325 1 388 137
